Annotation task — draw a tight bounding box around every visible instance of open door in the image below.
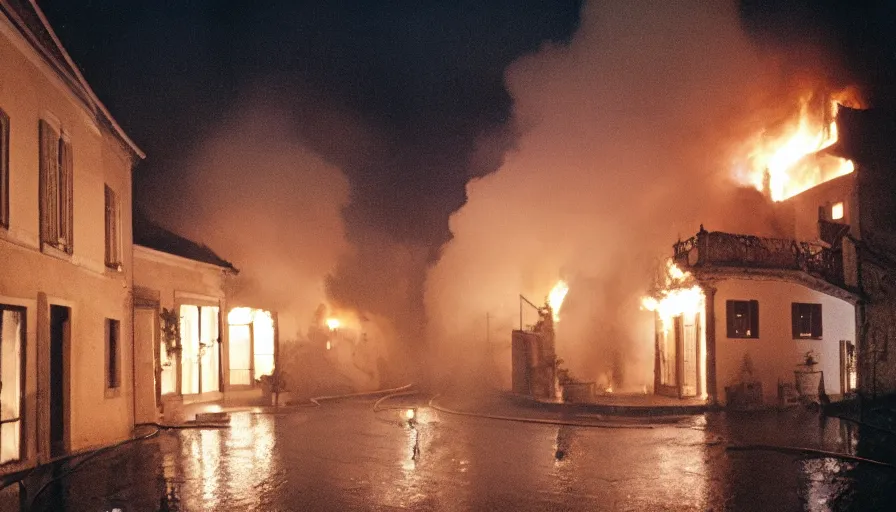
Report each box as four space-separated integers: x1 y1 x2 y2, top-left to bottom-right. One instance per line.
679 314 699 397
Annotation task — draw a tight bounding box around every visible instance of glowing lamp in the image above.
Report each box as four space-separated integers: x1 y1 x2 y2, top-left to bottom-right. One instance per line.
326 318 341 330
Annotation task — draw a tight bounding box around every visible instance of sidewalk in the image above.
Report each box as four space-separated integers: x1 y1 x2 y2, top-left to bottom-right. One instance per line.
505 391 711 417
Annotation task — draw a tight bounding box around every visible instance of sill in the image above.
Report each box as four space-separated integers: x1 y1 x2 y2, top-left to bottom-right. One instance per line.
41 242 72 261
104 386 121 399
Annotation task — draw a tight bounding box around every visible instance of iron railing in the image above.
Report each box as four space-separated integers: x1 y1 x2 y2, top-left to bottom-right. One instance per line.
673 229 844 286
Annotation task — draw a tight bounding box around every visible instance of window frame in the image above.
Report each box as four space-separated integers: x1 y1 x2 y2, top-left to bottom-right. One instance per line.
0 304 26 465
726 299 759 339
791 302 823 340
105 318 121 395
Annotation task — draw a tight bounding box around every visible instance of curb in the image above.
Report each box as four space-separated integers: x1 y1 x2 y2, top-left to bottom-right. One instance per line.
503 392 712 417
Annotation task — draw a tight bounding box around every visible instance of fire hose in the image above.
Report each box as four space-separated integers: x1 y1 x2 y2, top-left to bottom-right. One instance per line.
726 444 896 470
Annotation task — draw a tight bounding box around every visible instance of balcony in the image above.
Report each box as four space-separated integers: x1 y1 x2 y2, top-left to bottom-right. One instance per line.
673 228 844 287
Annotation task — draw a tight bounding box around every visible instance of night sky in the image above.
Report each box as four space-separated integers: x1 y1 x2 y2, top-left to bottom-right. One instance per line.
40 1 581 246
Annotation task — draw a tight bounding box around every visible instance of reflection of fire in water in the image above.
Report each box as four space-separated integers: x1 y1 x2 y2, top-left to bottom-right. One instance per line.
741 94 857 202
641 261 705 332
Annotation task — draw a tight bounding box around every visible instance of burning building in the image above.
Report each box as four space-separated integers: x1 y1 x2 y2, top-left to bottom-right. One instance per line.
644 95 896 406
133 214 280 417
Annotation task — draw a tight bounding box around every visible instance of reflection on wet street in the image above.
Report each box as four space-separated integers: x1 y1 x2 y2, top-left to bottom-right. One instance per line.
3 400 895 511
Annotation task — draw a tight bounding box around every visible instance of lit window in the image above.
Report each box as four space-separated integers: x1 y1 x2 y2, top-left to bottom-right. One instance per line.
791 303 822 339
831 202 844 221
726 300 759 339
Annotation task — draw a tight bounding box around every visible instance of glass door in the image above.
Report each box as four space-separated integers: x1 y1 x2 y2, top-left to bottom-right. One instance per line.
0 306 24 464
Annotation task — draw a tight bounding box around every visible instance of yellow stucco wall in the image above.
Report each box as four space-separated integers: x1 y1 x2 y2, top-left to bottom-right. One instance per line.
0 14 136 469
133 247 230 396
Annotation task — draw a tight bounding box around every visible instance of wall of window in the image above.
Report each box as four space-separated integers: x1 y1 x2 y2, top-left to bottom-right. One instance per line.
180 304 220 395
0 306 24 464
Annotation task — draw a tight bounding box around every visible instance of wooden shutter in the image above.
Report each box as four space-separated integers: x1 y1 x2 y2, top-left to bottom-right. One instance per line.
726 300 735 338
104 185 119 266
791 303 800 338
811 304 823 338
59 137 73 252
749 300 759 338
39 120 59 244
0 109 9 228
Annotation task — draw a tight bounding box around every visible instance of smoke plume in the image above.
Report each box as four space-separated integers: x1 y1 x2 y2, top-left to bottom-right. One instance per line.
425 0 835 390
153 94 350 342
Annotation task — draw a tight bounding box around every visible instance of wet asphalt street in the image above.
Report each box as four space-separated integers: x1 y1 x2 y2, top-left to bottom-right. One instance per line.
3 395 896 511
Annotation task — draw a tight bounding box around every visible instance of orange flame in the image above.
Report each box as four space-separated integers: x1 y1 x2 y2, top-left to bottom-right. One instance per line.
743 96 855 202
547 280 569 322
641 262 705 331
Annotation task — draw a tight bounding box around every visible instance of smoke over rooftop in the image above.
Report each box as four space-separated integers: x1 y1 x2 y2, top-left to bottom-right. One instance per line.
424 0 847 390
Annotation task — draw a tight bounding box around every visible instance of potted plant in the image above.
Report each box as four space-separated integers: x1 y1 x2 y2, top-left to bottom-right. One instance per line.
794 350 822 399
159 308 182 359
257 370 288 406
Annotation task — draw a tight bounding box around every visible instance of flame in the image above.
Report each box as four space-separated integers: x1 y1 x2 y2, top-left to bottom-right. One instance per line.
547 280 569 322
641 262 705 331
326 318 341 330
228 307 255 325
745 97 855 202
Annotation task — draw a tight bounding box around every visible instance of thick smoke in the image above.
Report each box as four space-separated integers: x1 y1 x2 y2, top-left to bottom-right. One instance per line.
425 0 831 390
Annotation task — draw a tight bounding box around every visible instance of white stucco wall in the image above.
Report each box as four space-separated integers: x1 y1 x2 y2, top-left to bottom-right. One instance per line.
0 14 137 469
712 278 855 405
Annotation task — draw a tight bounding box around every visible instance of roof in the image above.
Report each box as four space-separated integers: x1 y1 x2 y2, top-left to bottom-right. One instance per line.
133 211 238 272
0 0 144 160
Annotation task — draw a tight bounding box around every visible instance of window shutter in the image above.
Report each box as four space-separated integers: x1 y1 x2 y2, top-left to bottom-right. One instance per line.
726 300 734 338
791 303 800 338
39 120 59 244
0 109 9 228
59 137 73 252
104 186 111 265
749 300 759 338
812 305 823 338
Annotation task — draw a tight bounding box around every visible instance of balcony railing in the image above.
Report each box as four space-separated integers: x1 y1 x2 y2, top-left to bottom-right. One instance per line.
673 229 844 286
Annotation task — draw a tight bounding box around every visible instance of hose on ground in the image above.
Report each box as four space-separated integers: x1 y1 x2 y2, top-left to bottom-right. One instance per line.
25 425 161 511
726 444 896 470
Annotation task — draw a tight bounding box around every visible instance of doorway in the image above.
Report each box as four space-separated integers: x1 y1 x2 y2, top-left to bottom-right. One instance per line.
134 307 159 424
49 305 70 457
656 313 702 399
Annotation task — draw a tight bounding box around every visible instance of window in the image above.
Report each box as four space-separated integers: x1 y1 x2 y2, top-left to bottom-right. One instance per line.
1 305 25 464
792 303 822 339
0 109 9 229
831 202 844 221
106 319 120 390
104 185 121 268
39 120 73 253
726 300 759 338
